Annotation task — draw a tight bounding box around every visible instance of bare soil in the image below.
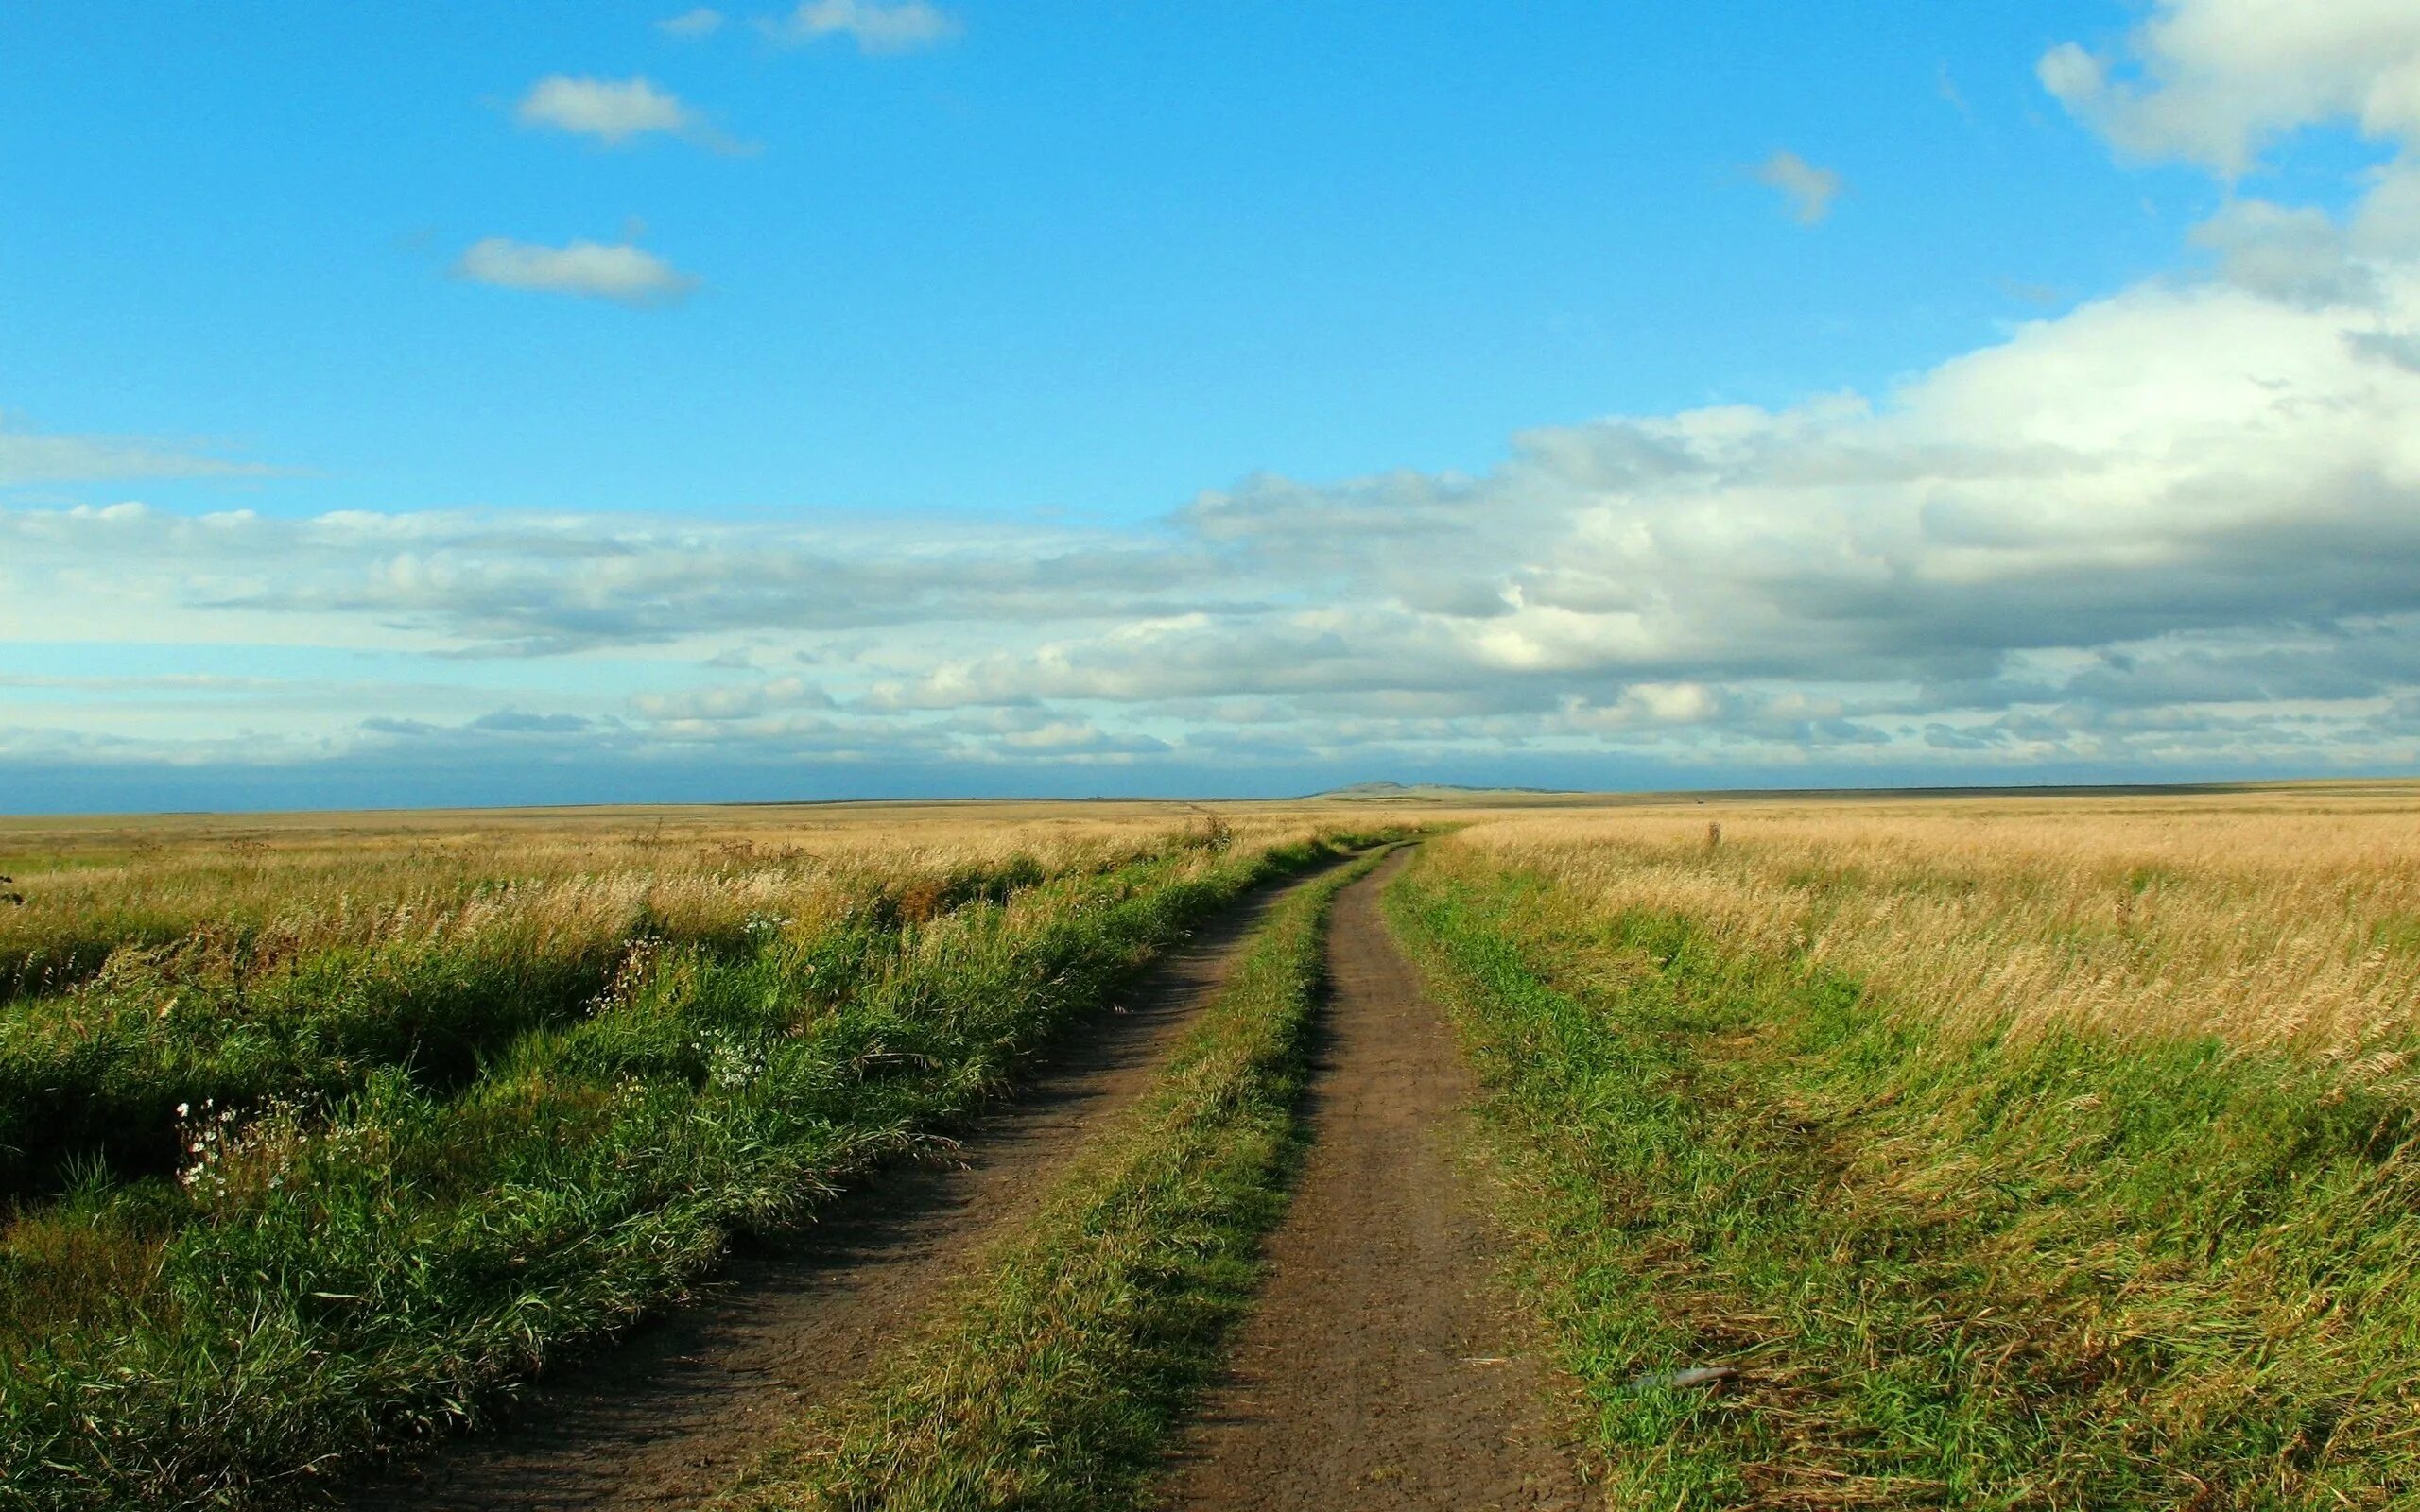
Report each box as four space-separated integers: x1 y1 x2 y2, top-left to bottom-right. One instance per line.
340 865 1341 1512
1158 850 1585 1511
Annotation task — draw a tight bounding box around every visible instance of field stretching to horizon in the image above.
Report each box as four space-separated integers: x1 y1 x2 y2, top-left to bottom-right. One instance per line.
3 782 2417 1509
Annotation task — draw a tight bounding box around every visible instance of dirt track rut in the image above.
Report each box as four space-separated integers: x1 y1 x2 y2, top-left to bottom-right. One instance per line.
1159 849 1584 1512
343 866 1339 1512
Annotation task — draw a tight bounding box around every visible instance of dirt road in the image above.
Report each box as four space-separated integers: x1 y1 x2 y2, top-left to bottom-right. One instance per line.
1159 850 1584 1511
343 863 1344 1512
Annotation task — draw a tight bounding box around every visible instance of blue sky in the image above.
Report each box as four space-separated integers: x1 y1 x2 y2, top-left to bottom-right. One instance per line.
6 1 2420 810
5 1 2226 519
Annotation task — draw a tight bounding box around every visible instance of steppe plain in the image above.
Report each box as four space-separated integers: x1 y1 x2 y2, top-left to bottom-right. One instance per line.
5 781 2416 1509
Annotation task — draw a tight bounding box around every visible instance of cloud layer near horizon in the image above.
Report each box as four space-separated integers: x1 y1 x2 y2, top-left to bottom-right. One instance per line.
10 240 2420 784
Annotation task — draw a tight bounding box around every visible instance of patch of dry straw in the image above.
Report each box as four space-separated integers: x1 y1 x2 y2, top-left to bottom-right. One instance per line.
1450 793 2420 1054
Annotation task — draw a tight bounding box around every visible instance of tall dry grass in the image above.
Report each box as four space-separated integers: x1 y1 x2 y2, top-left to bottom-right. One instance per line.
1449 786 2420 1053
0 803 1333 999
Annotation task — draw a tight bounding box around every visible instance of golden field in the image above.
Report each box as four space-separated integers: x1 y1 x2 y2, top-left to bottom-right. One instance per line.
1443 780 2420 1053
0 800 1365 998
13 781 2413 1053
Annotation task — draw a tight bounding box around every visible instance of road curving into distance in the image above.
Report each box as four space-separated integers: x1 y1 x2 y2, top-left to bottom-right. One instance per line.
347 854 1361 1512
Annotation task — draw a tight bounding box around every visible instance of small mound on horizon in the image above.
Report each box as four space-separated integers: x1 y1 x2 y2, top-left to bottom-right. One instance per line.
1312 781 1573 803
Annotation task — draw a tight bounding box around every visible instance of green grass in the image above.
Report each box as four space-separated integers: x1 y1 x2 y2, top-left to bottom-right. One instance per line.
0 928 632 1198
0 850 1119 1199
717 848 1389 1511
0 832 1392 1512
1387 846 2420 1510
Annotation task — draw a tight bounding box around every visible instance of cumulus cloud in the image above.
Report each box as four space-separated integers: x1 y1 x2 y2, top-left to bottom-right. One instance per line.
1754 150 1842 225
763 0 959 54
658 8 724 38
454 236 699 304
517 76 687 143
2039 0 2420 174
514 75 750 152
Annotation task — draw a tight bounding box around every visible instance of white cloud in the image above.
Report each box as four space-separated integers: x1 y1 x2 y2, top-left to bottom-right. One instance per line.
517 75 688 143
1754 150 1842 225
453 236 699 304
0 422 277 486
658 8 725 38
2040 0 2420 174
631 677 831 720
763 0 959 54
513 75 749 153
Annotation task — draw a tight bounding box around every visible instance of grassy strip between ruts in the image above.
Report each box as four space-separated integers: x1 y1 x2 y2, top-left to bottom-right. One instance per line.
713 847 1392 1512
1386 844 2420 1510
2 833 1394 1512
